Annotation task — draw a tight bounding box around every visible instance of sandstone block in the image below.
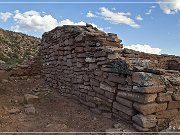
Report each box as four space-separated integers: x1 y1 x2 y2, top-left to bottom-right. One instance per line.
108 74 125 84
77 53 86 58
156 109 179 119
89 64 98 70
75 33 84 42
86 95 94 101
132 86 165 94
96 94 113 104
93 86 104 95
104 79 116 87
116 96 133 108
96 57 106 61
94 70 103 76
98 104 111 111
90 79 99 87
157 92 172 103
105 91 115 100
83 75 89 82
118 84 132 91
157 119 166 125
100 83 116 93
168 77 180 86
101 67 112 72
67 59 72 67
172 92 180 101
117 91 157 104
88 91 95 96
108 53 120 60
94 51 107 58
133 102 167 115
132 72 162 87
132 114 157 128
85 57 96 63
113 102 136 116
168 101 180 109
132 72 152 86
113 112 132 121
133 123 149 131
76 62 83 68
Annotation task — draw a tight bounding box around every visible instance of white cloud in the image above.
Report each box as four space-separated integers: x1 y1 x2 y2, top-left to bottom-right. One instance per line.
145 9 152 15
145 5 156 15
58 19 103 30
98 7 140 28
158 0 180 14
59 19 84 26
135 15 143 21
86 11 96 17
12 10 58 32
151 6 156 8
125 44 162 54
90 23 103 31
0 12 13 22
10 10 102 33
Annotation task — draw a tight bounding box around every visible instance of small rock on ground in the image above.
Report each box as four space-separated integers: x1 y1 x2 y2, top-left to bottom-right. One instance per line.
8 108 20 114
24 104 36 115
24 94 39 104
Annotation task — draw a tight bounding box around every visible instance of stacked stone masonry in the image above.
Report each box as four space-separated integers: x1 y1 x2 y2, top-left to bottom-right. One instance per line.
40 24 180 131
9 51 41 77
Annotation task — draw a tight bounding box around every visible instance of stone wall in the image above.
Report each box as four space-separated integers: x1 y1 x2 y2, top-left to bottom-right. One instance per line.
122 48 180 71
10 51 41 77
40 25 180 131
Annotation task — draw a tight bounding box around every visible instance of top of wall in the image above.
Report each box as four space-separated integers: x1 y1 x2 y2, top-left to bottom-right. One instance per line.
41 24 180 72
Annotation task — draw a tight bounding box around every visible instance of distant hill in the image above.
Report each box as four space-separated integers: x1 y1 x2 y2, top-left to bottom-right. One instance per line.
0 28 41 66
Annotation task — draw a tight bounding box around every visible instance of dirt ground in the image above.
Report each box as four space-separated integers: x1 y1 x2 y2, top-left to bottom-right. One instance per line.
0 76 136 134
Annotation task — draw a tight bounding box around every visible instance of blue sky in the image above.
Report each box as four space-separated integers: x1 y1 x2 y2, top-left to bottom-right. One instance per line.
0 0 180 55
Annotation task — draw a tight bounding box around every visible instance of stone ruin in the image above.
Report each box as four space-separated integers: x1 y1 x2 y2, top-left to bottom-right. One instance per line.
14 24 180 131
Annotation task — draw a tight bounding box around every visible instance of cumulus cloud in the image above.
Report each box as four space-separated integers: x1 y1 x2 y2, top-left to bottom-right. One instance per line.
98 7 140 28
125 44 162 54
12 10 59 32
10 10 102 33
158 0 180 14
0 12 13 22
135 15 143 21
86 11 97 17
